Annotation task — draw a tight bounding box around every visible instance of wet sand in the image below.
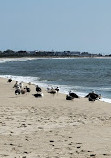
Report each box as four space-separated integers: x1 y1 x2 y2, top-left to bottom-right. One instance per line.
0 77 111 158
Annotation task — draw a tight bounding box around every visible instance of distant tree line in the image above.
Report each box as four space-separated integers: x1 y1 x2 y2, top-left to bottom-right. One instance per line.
0 49 110 58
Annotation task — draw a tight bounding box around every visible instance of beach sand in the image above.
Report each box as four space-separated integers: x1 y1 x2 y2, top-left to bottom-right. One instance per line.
0 77 111 158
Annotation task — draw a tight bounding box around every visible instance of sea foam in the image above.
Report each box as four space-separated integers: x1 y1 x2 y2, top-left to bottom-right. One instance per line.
0 57 37 63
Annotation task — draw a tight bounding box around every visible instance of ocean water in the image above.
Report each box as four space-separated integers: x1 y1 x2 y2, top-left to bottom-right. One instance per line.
0 57 111 103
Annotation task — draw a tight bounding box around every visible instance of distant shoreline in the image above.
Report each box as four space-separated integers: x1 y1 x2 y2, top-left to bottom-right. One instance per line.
0 56 111 59
1 49 110 58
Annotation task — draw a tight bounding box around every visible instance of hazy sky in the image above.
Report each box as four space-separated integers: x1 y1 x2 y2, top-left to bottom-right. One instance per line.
0 0 111 54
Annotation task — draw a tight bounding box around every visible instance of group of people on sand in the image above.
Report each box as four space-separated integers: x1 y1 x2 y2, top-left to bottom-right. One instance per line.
8 78 101 101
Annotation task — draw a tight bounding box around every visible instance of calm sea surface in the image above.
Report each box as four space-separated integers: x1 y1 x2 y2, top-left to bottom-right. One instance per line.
0 58 111 102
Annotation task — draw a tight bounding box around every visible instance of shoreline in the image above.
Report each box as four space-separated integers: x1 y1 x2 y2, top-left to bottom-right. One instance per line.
0 77 111 157
1 74 111 104
0 57 111 104
0 56 111 60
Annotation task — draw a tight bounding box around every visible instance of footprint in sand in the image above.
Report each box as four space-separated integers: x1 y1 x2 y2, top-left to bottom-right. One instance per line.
68 143 73 146
76 142 82 144
77 146 81 149
90 154 96 157
49 140 54 142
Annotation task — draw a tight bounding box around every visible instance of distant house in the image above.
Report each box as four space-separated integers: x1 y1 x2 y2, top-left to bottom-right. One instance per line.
81 52 91 57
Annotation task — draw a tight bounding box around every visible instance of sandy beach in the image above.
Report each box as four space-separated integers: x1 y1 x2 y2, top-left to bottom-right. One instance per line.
0 77 111 158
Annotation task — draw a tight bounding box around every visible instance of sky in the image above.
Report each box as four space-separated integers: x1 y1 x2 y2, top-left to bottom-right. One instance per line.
0 0 111 54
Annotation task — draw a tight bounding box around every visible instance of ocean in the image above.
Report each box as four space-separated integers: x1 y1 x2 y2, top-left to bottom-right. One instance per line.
0 57 111 103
